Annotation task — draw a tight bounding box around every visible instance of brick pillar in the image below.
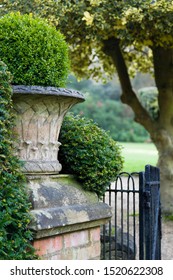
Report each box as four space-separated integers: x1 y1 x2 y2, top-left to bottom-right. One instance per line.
33 227 101 260
28 175 111 260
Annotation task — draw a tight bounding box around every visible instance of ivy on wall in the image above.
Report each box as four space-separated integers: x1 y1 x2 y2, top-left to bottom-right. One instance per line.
0 61 37 260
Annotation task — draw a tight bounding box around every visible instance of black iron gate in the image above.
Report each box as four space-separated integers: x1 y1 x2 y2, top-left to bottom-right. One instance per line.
101 165 161 260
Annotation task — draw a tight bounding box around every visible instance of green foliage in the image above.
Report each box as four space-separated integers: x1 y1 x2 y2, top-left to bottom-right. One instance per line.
68 75 149 142
59 114 124 198
0 12 70 87
0 61 37 260
137 87 159 120
3 0 173 79
163 214 173 221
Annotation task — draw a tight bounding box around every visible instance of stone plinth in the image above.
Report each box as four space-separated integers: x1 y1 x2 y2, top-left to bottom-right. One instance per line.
28 175 112 260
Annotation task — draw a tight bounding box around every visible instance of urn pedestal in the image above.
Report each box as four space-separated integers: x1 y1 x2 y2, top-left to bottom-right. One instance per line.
12 85 112 260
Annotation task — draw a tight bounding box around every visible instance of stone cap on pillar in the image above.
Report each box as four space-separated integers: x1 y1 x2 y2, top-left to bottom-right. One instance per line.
28 175 112 239
30 202 111 239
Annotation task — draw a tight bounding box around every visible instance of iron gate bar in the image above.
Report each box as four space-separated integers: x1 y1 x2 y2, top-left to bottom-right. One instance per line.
139 171 145 260
139 165 161 260
108 189 139 193
152 193 160 259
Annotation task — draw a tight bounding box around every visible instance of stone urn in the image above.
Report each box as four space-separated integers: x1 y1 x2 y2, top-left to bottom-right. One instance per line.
12 85 85 175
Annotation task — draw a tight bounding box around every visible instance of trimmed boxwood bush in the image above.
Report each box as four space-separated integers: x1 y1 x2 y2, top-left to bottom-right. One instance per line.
59 114 124 198
0 12 70 87
0 61 37 260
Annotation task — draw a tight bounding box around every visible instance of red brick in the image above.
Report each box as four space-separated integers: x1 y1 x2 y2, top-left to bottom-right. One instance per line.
76 241 100 260
33 228 101 260
49 254 60 260
33 235 63 257
50 235 63 252
89 227 100 242
59 249 76 260
64 230 89 248
89 242 100 259
76 246 91 260
33 238 49 256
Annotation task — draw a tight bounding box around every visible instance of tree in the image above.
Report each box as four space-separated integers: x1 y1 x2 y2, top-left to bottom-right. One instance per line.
1 0 173 213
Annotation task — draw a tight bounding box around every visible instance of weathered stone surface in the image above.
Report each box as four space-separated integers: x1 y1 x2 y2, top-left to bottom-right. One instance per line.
28 174 98 209
30 203 111 232
12 86 85 174
12 85 85 99
28 175 112 239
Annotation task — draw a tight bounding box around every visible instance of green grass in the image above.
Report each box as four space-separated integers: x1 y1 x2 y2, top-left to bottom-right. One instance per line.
163 214 173 221
120 142 158 173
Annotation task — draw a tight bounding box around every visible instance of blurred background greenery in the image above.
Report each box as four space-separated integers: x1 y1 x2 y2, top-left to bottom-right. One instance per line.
67 73 158 173
67 73 155 143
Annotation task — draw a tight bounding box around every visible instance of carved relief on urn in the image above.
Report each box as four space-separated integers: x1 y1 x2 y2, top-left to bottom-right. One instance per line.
12 85 85 174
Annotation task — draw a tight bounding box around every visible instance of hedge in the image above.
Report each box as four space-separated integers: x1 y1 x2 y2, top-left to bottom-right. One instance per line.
59 114 124 198
0 61 37 260
0 12 70 87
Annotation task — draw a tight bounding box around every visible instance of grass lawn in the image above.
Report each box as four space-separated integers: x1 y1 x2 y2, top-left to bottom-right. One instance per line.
120 142 158 173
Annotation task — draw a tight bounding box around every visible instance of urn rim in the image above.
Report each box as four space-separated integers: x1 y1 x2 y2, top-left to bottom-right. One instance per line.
12 85 85 101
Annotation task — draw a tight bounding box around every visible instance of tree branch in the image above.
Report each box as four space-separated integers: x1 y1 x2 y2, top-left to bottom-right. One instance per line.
102 37 155 133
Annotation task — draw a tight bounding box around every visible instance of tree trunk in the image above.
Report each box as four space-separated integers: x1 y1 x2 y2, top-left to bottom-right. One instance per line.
151 128 173 213
158 152 173 214
103 38 173 213
152 47 173 214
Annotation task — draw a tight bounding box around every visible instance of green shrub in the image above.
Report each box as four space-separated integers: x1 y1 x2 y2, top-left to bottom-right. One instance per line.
59 114 124 198
137 87 159 120
0 61 37 260
0 12 70 87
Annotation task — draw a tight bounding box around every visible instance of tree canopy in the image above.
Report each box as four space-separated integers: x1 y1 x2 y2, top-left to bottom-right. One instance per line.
2 0 173 80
